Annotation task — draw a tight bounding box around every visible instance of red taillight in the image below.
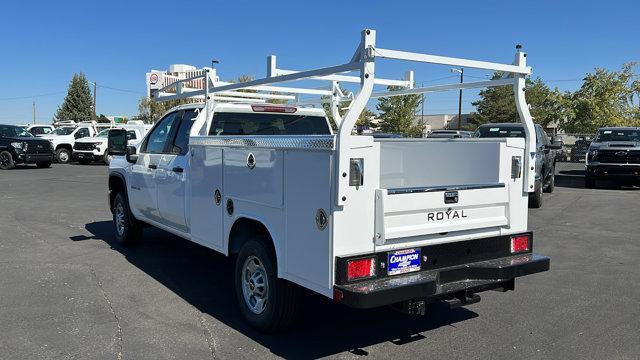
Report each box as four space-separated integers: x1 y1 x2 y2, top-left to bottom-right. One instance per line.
510 235 530 253
347 257 376 281
251 105 297 113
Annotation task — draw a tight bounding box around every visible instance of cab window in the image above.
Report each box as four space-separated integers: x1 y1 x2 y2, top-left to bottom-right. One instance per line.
75 128 90 139
126 130 137 140
143 112 180 153
171 109 198 155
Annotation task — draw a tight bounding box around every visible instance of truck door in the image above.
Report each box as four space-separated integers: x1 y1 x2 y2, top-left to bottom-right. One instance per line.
156 110 198 232
130 111 181 222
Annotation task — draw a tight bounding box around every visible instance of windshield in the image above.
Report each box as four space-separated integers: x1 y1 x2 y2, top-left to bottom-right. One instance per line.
475 126 525 138
0 125 33 138
50 127 75 136
96 129 110 138
594 129 640 142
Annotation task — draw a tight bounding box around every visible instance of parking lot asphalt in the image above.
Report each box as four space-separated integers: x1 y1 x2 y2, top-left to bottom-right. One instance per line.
0 162 639 360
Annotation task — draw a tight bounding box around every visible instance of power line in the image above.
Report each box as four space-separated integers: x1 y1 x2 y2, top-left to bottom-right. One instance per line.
0 91 66 101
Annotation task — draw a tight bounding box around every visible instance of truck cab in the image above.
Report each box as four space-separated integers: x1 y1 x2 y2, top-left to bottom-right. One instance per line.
41 125 96 163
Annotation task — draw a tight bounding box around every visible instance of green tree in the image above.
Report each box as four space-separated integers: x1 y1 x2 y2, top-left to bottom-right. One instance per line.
137 97 190 123
97 114 110 123
376 86 424 137
562 63 640 133
55 73 93 121
470 73 565 128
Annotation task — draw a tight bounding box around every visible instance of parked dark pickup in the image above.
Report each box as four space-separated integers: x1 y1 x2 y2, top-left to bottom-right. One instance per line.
0 124 54 170
585 127 640 188
475 123 561 208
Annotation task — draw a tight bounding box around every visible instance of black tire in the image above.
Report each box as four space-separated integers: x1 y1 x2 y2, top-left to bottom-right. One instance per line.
112 192 142 245
78 158 92 165
528 180 543 208
235 239 300 333
55 148 71 164
544 172 555 193
0 151 15 170
36 161 52 168
585 175 596 189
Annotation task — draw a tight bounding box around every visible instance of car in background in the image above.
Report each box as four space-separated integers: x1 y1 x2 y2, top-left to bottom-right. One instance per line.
551 135 567 162
40 125 97 163
74 127 146 165
570 136 592 162
585 127 640 188
369 132 403 139
428 130 473 139
0 124 54 170
24 124 55 137
475 123 560 208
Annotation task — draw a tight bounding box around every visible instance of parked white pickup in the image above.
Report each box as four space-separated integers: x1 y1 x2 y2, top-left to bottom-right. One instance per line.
107 29 549 333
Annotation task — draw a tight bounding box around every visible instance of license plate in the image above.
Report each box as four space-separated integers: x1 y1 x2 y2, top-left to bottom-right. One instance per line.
387 248 421 276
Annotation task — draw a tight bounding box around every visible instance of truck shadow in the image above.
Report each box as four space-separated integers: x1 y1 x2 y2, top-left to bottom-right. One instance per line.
555 169 639 190
81 220 478 358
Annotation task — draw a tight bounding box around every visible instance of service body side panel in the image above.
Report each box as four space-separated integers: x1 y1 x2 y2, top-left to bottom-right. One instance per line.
283 150 333 296
190 146 225 250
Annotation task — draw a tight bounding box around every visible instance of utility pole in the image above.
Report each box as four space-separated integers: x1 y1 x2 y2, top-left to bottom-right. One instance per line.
93 81 97 120
456 69 464 129
32 101 36 124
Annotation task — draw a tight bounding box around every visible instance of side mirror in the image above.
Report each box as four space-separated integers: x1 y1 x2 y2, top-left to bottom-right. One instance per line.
126 146 138 164
107 129 127 156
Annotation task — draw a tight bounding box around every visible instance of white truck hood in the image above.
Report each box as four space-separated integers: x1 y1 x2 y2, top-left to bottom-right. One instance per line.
75 136 106 144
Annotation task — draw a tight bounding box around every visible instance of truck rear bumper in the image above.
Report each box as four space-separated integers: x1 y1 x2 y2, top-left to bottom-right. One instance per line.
334 253 549 309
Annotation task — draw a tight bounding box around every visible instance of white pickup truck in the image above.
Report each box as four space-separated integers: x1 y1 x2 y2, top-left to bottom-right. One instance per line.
41 124 97 163
107 29 549 333
74 124 151 164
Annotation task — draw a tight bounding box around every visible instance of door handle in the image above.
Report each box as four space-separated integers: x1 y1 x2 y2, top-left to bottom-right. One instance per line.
172 167 184 173
148 164 157 169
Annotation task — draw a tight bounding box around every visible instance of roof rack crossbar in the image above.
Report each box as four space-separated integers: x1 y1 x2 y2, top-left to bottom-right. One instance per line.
370 77 516 98
372 48 532 75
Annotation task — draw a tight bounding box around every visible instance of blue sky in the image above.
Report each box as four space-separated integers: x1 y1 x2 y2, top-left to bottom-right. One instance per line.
1 0 638 125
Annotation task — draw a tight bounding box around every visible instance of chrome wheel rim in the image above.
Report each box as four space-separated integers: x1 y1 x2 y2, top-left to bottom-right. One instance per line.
58 151 69 162
115 203 126 236
242 256 268 314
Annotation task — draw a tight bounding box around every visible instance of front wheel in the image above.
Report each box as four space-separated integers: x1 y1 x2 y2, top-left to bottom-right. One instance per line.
56 148 71 164
0 151 15 170
112 192 142 245
235 240 300 333
103 151 112 165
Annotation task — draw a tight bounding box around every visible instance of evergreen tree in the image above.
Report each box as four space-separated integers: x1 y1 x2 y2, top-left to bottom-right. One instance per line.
55 73 93 121
376 86 423 137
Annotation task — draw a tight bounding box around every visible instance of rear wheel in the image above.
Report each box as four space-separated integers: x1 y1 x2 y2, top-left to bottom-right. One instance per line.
235 239 300 333
528 180 543 208
36 161 52 168
56 148 71 164
113 192 142 245
0 151 15 170
544 172 555 193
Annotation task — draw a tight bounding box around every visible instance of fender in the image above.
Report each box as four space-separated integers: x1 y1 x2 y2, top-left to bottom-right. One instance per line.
108 171 130 213
226 212 284 277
